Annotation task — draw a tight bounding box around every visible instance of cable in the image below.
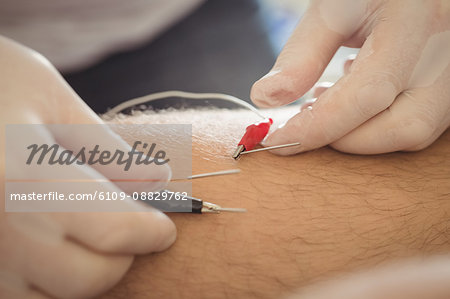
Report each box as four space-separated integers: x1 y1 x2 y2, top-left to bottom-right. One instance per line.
105 90 267 119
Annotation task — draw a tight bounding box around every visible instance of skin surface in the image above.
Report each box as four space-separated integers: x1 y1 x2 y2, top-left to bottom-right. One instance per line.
105 109 450 299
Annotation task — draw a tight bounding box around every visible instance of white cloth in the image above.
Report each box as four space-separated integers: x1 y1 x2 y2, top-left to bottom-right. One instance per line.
0 0 203 71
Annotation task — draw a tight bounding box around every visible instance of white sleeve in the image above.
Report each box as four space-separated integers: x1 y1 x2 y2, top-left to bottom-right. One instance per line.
0 0 204 72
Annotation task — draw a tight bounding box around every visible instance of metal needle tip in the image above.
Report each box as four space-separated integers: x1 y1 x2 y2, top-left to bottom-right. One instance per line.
232 144 245 159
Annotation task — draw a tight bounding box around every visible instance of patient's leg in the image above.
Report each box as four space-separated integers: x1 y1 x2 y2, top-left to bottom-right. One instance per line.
105 108 450 299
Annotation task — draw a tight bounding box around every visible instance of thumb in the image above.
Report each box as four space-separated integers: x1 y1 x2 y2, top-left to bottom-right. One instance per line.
251 0 368 107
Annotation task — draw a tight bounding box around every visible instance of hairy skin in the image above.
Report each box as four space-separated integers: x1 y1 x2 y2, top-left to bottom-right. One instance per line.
104 108 450 299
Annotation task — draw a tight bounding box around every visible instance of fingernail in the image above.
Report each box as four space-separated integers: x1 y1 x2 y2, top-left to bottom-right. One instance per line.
261 130 304 155
261 120 287 146
148 163 172 192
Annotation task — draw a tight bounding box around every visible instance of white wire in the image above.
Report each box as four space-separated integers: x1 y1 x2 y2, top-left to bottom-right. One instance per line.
104 90 266 119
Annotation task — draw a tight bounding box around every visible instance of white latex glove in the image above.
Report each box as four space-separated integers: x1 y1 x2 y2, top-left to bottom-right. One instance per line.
0 36 176 298
251 0 450 155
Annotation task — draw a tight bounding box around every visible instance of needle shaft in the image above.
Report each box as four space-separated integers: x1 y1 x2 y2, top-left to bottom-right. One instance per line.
214 207 247 213
239 142 301 155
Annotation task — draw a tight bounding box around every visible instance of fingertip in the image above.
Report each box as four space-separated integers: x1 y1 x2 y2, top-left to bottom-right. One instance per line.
262 128 305 156
149 162 172 192
149 211 177 252
262 106 325 155
124 209 177 253
250 69 307 108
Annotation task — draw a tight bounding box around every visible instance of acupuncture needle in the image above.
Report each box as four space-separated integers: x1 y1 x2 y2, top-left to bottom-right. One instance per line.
186 169 240 180
139 169 246 213
140 191 247 214
186 169 245 213
236 142 301 157
195 198 247 214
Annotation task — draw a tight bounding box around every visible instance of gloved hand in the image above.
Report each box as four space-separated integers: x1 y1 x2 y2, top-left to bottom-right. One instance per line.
0 36 176 298
251 0 450 155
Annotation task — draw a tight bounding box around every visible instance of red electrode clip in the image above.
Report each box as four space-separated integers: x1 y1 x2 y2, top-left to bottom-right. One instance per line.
232 118 273 159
